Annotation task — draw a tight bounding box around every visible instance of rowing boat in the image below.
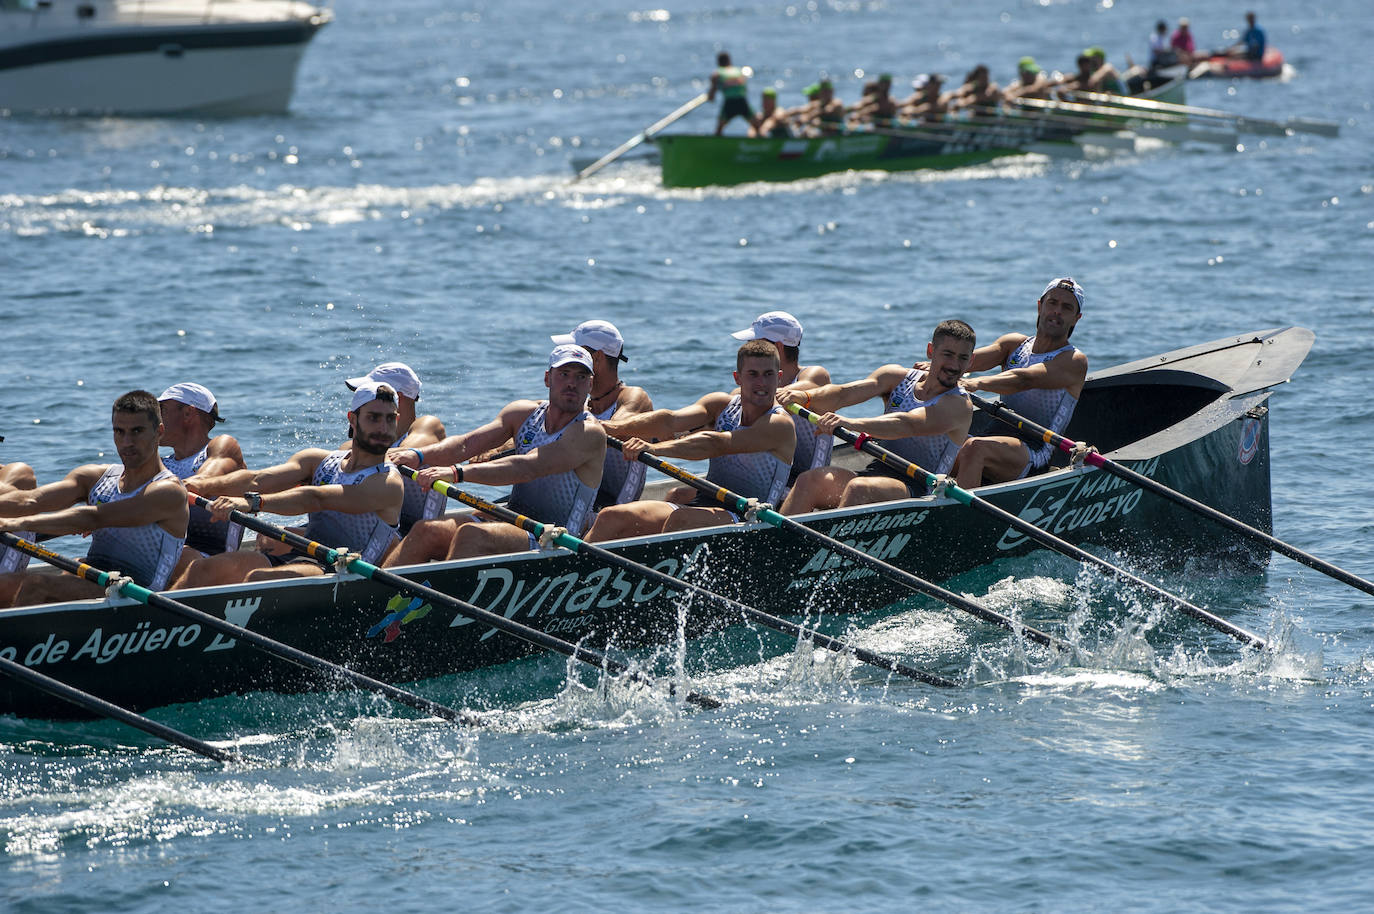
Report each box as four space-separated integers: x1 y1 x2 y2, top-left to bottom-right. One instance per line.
0 327 1312 719
656 78 1185 187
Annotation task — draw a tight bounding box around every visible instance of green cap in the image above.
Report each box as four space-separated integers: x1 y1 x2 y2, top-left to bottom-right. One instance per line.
804 83 820 97
1018 56 1040 74
1085 46 1106 59
818 79 834 90
878 72 892 83
762 87 777 97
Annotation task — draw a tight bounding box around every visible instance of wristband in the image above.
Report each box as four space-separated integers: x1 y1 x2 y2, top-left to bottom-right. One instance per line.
409 448 424 467
451 465 464 483
244 491 262 514
804 393 812 409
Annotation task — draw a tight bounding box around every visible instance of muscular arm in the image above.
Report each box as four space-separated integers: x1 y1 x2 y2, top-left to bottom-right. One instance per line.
646 410 795 464
828 392 972 442
611 385 653 419
963 349 1088 398
198 435 247 480
967 334 1024 373
187 448 328 496
257 469 404 520
396 414 446 450
602 392 730 442
0 465 102 518
403 402 533 468
779 364 905 414
465 420 606 487
0 476 186 537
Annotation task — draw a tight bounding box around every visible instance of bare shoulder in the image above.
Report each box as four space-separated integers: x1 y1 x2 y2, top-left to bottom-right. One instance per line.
205 434 243 461
796 365 830 386
618 385 653 414
407 414 447 441
499 399 541 426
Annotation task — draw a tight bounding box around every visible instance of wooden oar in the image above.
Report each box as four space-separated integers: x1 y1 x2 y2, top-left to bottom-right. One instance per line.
1067 89 1341 138
786 404 1267 648
195 496 723 710
1006 100 1239 147
397 466 958 688
1 531 476 724
607 439 1072 653
0 654 236 763
969 397 1374 599
1018 95 1295 141
573 93 708 181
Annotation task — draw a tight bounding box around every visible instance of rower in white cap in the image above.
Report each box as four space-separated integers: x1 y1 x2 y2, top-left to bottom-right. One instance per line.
385 346 606 564
731 310 832 484
158 382 248 579
344 362 447 536
174 381 405 587
550 319 653 509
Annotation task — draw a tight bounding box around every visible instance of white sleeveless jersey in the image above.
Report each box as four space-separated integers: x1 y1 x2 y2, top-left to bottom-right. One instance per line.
85 465 185 590
790 390 833 480
594 400 646 506
392 432 446 534
507 404 597 536
1002 339 1079 435
303 451 399 563
883 369 968 474
707 396 790 505
163 443 244 555
0 531 35 574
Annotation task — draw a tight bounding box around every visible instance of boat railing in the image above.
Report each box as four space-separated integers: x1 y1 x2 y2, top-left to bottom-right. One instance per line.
0 0 330 30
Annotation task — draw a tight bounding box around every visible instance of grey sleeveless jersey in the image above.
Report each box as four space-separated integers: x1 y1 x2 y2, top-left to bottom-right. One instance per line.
884 369 967 474
707 397 790 504
302 451 399 563
392 433 446 534
790 399 833 479
0 531 35 574
507 403 598 536
85 465 185 590
1002 338 1079 435
594 399 646 506
163 443 243 555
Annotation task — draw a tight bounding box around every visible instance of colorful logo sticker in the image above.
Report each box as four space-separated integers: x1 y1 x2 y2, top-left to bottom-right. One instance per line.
1237 417 1261 466
367 585 433 643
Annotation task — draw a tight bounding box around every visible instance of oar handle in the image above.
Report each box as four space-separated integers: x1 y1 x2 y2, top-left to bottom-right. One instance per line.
194 494 723 710
394 466 582 552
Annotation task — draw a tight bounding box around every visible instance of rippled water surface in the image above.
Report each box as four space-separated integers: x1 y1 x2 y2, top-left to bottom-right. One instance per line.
2 0 1373 910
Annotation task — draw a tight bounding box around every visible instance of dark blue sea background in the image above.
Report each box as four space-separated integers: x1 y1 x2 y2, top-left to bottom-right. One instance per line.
2 0 1372 910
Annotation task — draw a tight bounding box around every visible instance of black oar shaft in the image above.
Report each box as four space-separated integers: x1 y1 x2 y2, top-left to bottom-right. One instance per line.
0 656 236 763
972 398 1374 599
790 405 1266 648
199 499 722 710
607 440 1070 653
398 467 958 688
1 532 473 724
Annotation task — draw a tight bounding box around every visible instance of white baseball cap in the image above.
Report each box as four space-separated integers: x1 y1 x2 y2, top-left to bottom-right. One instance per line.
1040 277 1085 311
158 382 224 423
346 362 422 401
349 381 399 413
551 319 628 362
548 344 595 372
731 311 803 347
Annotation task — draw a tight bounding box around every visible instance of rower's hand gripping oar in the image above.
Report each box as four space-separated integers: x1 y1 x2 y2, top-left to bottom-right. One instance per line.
194 495 723 710
970 396 1374 600
787 404 1268 649
3 528 477 725
397 465 958 689
572 93 709 182
605 438 1072 654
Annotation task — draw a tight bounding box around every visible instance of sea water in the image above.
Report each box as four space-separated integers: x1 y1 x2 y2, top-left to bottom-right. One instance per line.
1 0 1372 909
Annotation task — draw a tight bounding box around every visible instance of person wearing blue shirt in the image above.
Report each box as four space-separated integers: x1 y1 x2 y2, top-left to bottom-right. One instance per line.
1232 11 1266 61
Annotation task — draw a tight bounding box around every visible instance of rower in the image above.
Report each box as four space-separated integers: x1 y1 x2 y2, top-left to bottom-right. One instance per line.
385 346 605 563
946 65 1001 116
1003 57 1050 102
586 340 795 541
899 73 947 122
0 391 188 607
344 361 446 535
550 319 652 508
1082 47 1125 95
0 458 37 575
708 52 759 136
849 73 897 127
158 382 247 581
751 87 792 138
174 382 405 586
951 277 1088 489
730 310 832 483
779 320 976 515
813 80 846 135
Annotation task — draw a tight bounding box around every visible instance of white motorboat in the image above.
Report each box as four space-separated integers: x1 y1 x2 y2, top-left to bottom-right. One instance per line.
0 0 330 115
